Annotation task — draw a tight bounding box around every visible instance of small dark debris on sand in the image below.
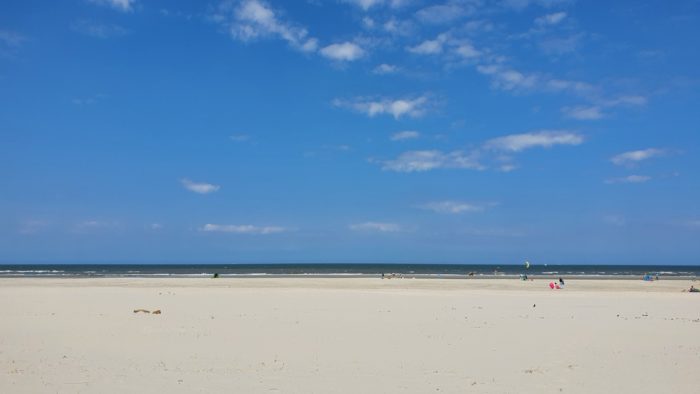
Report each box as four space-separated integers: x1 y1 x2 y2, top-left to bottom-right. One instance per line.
133 309 162 315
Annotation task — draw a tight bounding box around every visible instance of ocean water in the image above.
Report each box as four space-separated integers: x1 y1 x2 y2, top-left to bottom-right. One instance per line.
0 264 698 279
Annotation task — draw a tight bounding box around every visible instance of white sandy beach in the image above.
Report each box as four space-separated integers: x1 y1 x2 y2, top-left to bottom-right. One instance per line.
1 278 699 393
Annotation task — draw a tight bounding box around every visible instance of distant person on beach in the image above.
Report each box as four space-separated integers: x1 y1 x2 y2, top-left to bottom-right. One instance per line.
690 285 699 293
559 277 565 287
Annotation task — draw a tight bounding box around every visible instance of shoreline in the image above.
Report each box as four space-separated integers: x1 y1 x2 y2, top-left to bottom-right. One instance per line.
1 277 697 293
0 273 697 280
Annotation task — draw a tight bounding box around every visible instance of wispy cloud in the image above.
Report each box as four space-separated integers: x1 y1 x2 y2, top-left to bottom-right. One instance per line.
381 150 482 172
373 63 398 74
415 3 473 25
535 11 567 26
484 130 583 152
683 219 700 229
562 105 604 120
563 95 647 120
602 95 648 107
407 34 448 55
181 178 221 194
72 93 107 105
349 221 402 232
454 43 481 59
320 42 365 61
230 134 251 142
420 201 492 214
603 214 626 226
546 79 595 95
502 0 573 11
0 30 27 47
382 18 414 36
605 175 651 184
476 65 537 91
390 130 420 141
18 220 49 235
88 0 135 12
333 95 432 119
71 20 127 38
212 0 318 52
341 0 408 11
538 34 583 55
74 220 120 233
610 148 665 166
200 223 286 234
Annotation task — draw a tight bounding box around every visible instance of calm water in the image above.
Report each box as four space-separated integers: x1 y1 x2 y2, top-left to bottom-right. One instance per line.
0 264 698 278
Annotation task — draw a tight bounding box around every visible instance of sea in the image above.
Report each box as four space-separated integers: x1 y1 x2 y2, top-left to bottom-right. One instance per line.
0 264 698 279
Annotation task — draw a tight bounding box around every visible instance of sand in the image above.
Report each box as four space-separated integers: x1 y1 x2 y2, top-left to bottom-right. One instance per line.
1 277 699 393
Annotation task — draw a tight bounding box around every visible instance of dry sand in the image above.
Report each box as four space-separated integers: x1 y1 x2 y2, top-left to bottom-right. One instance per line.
1 278 699 393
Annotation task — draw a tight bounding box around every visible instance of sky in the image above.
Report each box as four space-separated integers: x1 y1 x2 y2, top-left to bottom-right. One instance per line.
1 0 699 264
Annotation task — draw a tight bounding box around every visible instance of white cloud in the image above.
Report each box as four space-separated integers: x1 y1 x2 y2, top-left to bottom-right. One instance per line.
502 0 573 10
605 175 651 184
342 0 408 11
485 130 583 152
415 4 470 25
150 223 163 230
382 150 482 172
610 148 665 166
455 43 481 59
407 34 448 55
88 0 135 12
214 0 318 52
333 95 431 119
420 201 489 214
200 224 286 234
563 95 647 120
181 178 221 194
390 130 420 141
476 65 538 91
383 18 414 36
362 16 376 29
349 222 402 232
535 12 567 26
373 63 398 74
71 20 128 38
562 105 604 120
320 42 365 61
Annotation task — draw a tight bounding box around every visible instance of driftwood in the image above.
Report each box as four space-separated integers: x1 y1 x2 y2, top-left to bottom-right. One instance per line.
152 310 162 314
133 309 150 314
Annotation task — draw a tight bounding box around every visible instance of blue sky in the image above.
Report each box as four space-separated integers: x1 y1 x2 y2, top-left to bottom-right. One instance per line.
1 0 699 264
